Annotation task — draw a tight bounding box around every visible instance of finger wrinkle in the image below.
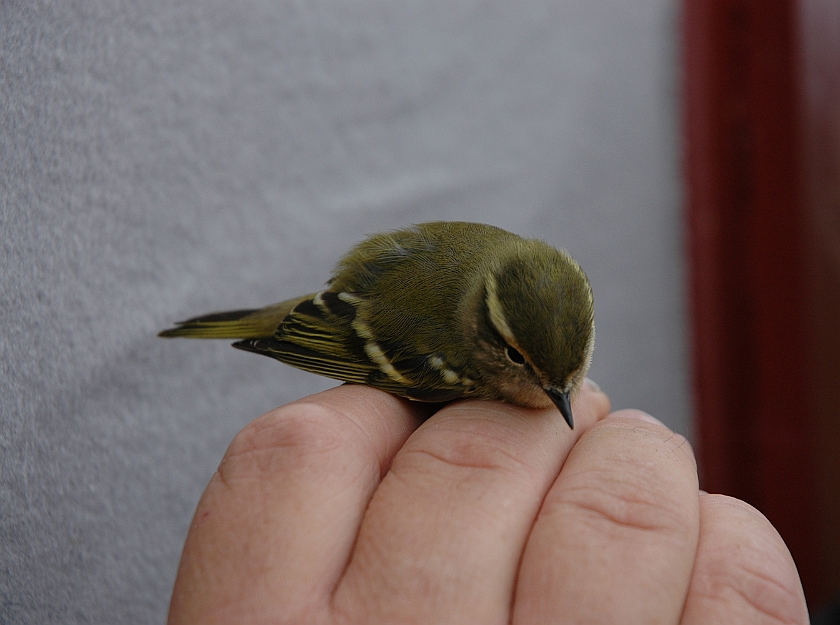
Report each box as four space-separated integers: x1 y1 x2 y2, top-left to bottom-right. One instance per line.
400 445 528 474
306 391 423 476
296 399 388 471
693 564 806 625
560 455 696 525
553 481 692 539
695 534 806 625
417 415 566 478
400 422 554 478
227 406 345 457
686 495 808 625
217 404 377 485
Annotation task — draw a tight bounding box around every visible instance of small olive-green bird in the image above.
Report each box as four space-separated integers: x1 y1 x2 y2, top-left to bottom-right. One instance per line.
159 221 594 428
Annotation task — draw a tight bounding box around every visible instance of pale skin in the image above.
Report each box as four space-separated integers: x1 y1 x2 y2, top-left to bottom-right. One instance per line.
168 381 809 624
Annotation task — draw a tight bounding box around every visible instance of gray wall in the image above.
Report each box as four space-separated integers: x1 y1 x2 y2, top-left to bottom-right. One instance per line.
1 1 687 622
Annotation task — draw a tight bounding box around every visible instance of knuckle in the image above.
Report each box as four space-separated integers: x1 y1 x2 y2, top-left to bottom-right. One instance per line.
559 475 691 540
555 423 700 538
689 496 809 624
218 403 350 483
693 549 807 624
401 419 540 477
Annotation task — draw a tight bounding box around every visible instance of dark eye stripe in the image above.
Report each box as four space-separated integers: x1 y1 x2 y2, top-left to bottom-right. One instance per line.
479 285 532 369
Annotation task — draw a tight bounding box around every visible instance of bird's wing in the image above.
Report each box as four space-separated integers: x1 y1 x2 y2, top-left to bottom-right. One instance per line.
233 291 374 384
233 290 469 401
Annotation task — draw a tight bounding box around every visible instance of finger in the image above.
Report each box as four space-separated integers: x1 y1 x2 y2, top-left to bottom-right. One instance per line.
168 385 421 625
680 494 808 625
513 410 700 624
331 379 611 625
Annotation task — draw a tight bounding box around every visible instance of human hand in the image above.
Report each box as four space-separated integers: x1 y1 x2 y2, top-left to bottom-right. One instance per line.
168 382 808 624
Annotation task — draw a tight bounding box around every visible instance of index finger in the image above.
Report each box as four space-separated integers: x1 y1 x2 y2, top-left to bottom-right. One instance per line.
168 384 423 625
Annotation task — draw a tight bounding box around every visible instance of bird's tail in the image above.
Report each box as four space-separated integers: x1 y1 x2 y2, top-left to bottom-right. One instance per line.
158 309 264 339
158 296 310 339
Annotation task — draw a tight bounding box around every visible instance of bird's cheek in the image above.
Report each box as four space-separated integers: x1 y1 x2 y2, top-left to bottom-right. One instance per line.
485 365 549 409
502 380 553 409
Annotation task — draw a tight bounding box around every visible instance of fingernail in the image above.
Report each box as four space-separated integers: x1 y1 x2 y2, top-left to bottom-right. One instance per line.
584 378 602 394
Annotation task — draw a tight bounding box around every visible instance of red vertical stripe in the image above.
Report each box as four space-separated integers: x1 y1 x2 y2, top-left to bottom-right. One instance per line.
683 0 820 603
801 0 840 604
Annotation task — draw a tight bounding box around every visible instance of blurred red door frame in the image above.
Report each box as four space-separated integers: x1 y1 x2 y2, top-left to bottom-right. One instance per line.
800 0 840 608
682 0 824 603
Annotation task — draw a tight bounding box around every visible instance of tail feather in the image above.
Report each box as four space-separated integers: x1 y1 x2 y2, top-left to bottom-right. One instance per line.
158 296 312 339
158 309 266 339
158 295 312 339
177 309 261 324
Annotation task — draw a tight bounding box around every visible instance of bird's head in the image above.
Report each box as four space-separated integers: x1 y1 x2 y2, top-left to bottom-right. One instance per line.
464 240 594 428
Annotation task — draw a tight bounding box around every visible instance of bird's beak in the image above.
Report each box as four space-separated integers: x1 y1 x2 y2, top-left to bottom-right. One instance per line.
545 387 573 429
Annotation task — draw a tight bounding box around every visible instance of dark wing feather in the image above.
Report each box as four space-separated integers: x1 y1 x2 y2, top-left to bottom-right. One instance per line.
233 337 373 384
232 291 381 385
232 290 473 402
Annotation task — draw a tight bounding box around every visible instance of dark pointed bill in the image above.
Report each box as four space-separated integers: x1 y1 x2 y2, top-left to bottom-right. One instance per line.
545 387 573 429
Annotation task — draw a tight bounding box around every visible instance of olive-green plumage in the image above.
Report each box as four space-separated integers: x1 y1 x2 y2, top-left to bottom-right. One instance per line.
159 222 594 428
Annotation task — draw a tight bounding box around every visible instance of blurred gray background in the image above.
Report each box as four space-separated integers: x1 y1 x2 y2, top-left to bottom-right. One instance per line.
1 1 686 622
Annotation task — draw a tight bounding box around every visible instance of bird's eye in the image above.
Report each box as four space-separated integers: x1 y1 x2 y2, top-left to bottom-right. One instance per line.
506 345 526 365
